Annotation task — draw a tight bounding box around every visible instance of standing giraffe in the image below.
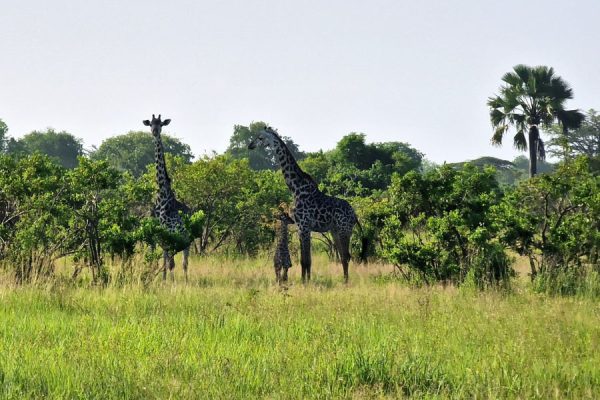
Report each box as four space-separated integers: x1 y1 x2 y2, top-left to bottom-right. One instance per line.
142 114 191 281
249 126 359 283
274 210 294 283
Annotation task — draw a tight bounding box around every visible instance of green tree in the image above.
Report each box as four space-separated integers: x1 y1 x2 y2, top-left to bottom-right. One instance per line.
92 131 193 177
227 122 305 170
329 133 423 193
381 164 511 286
0 154 72 282
547 109 600 170
488 65 584 177
66 158 146 282
6 129 84 168
493 157 600 290
171 155 254 253
0 119 8 153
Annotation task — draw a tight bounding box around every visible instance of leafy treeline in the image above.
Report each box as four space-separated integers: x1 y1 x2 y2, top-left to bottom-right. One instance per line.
0 116 598 292
0 62 598 290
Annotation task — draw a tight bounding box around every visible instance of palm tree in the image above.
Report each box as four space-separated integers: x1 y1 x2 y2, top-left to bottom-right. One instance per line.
488 65 584 177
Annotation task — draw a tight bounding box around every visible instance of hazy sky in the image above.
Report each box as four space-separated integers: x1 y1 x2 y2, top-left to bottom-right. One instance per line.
1 0 599 163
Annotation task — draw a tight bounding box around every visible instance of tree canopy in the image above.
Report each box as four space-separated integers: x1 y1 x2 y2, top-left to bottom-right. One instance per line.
91 131 194 177
0 119 8 153
547 109 600 166
226 122 305 170
6 129 84 169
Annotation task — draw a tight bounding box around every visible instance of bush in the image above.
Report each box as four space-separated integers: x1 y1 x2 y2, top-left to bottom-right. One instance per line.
493 156 600 287
381 164 512 287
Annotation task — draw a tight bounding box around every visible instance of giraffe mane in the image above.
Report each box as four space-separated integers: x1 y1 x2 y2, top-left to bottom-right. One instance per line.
267 129 317 185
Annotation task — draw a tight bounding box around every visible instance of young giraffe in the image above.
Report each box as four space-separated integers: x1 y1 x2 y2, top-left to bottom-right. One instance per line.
142 114 191 282
274 211 294 283
249 126 358 283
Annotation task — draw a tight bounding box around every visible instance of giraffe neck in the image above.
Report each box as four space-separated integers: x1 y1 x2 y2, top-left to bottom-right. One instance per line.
152 131 176 209
277 222 289 248
271 135 317 196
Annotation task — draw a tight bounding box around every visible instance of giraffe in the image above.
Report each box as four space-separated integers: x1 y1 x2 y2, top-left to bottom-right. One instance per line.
248 126 359 283
274 210 294 283
142 114 191 282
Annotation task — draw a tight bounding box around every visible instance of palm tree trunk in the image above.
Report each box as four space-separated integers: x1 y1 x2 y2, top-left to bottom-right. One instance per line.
528 126 539 177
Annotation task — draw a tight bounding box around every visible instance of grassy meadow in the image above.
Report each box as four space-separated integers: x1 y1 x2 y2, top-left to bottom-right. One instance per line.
0 255 599 399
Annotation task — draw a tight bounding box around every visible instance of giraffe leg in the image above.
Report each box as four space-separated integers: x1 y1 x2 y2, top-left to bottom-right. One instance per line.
299 230 312 283
333 232 351 283
182 246 190 283
162 250 169 281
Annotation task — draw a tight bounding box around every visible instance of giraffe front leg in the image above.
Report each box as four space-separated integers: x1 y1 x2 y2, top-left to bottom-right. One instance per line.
299 230 312 284
182 246 190 283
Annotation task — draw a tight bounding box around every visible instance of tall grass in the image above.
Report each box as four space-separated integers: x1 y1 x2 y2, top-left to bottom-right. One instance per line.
0 256 598 399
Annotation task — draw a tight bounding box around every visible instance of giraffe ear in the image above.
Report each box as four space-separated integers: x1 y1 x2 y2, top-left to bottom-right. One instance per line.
143 120 151 126
162 119 171 126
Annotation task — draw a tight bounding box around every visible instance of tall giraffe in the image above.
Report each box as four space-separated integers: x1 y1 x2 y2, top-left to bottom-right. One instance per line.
274 210 294 283
249 126 359 283
142 114 191 281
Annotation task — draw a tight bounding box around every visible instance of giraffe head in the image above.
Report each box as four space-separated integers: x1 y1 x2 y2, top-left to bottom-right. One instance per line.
275 210 295 225
143 114 171 136
248 125 278 150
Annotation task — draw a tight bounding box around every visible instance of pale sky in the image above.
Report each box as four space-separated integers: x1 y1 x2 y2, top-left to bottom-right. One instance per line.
1 0 599 163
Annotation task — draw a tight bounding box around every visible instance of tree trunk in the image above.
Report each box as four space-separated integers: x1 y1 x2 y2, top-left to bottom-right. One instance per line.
528 126 539 177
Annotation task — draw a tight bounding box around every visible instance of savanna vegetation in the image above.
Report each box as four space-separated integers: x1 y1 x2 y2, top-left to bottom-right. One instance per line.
0 65 599 398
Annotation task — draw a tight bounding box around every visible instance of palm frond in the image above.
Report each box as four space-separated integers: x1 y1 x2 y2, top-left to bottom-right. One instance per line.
501 71 523 87
557 109 585 130
491 125 507 145
537 137 546 160
512 65 532 86
486 96 504 109
489 109 505 126
513 130 527 151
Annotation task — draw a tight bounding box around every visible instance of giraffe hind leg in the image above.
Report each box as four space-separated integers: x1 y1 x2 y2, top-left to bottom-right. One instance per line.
299 231 312 283
334 232 351 283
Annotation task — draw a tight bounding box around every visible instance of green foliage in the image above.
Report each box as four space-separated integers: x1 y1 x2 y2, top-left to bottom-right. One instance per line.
171 154 289 255
0 154 70 281
227 122 305 170
547 109 600 170
328 133 423 193
381 164 511 286
67 158 147 282
450 155 555 187
0 118 8 153
493 156 600 292
350 194 391 260
91 130 193 177
6 129 83 168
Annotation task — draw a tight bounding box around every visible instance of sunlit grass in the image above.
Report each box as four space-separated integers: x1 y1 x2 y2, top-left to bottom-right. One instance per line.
0 255 598 399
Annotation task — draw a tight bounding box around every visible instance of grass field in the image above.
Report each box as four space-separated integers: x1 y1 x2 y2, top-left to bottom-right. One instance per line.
0 256 599 399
